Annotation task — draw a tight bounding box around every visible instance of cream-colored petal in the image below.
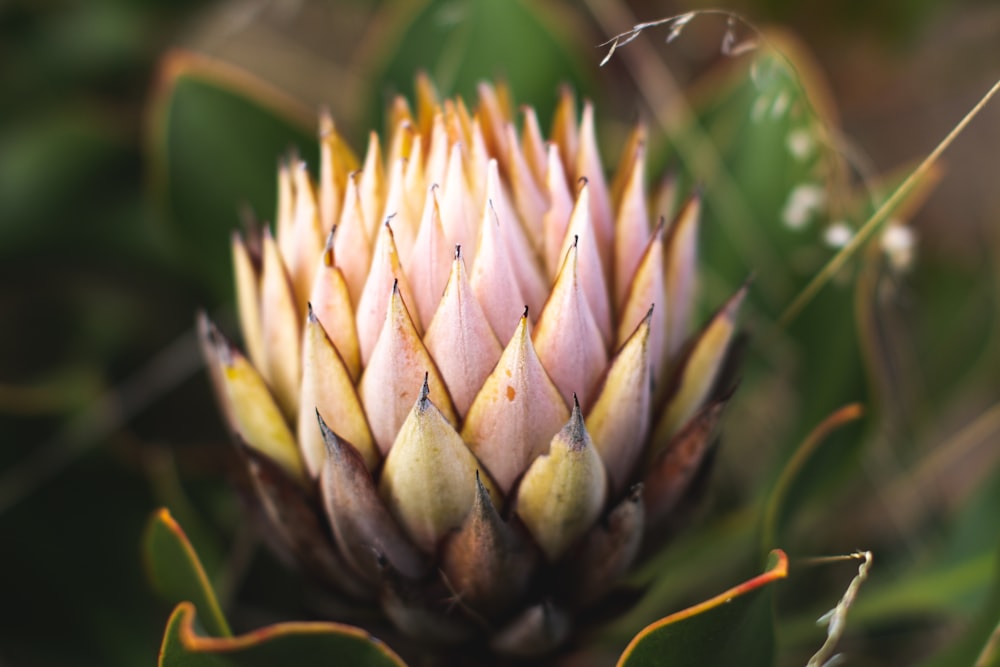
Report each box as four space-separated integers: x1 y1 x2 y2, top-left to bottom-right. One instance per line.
355 222 419 364
382 158 418 264
388 95 414 138
486 159 548 317
495 80 514 122
505 123 546 244
551 86 578 172
466 117 491 206
455 96 476 144
462 313 570 493
439 142 479 266
587 309 653 494
333 173 372 306
652 173 680 226
358 131 385 240
275 159 296 256
386 118 416 167
470 202 528 343
533 241 607 410
543 143 574 278
617 222 667 382
442 99 463 145
414 71 439 140
232 232 265 371
610 122 647 208
404 186 452 328
652 285 745 450
613 141 651 308
214 333 306 483
299 307 376 476
575 101 613 271
286 162 324 313
476 81 511 172
380 379 497 552
319 110 359 232
404 134 426 215
520 105 547 183
558 182 611 344
516 398 607 561
359 284 455 455
259 229 301 420
424 247 502 417
308 234 361 379
424 112 449 190
664 194 701 359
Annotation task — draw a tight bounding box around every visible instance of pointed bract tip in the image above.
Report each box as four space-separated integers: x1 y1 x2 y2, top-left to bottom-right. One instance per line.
199 316 233 366
195 310 214 340
392 278 400 295
473 469 493 503
723 282 750 320
626 482 643 502
316 409 341 456
307 302 317 322
455 244 462 260
522 305 530 319
420 372 430 401
577 176 589 188
564 398 586 449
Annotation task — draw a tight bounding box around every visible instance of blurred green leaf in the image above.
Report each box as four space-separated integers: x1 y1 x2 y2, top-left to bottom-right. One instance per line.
661 44 873 458
158 602 407 667
0 107 127 249
617 550 787 667
665 47 834 311
145 508 231 639
372 0 593 124
761 403 865 552
148 508 407 666
148 51 318 298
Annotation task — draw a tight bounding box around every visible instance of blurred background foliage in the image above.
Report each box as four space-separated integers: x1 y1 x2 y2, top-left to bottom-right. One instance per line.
1 0 999 665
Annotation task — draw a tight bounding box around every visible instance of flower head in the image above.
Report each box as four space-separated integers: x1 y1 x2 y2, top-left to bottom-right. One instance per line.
200 76 744 659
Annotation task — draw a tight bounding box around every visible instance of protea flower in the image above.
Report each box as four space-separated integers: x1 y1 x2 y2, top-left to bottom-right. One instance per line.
199 76 745 661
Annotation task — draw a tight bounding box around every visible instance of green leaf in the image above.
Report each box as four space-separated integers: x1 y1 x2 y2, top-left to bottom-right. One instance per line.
148 508 408 666
144 508 231 639
147 50 318 297
617 549 788 667
158 602 407 667
663 47 833 311
760 403 865 552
